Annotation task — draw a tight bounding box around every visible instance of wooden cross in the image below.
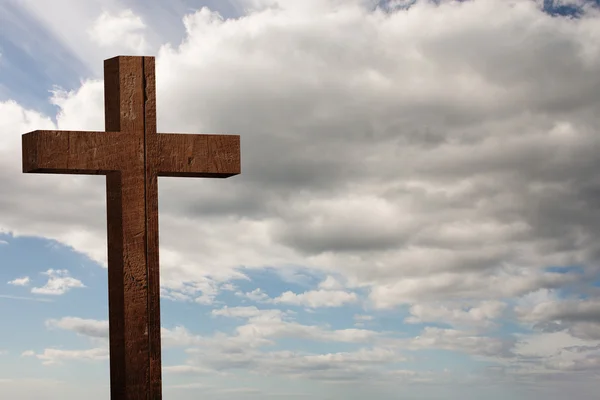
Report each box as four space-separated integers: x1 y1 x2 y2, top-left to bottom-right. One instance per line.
21 56 241 399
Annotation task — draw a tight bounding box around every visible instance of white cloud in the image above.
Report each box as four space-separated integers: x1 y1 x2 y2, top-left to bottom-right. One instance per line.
236 285 359 308
211 306 378 344
50 81 105 134
45 317 108 338
24 346 108 367
31 269 85 295
0 239 8 245
405 301 507 329
273 290 358 308
220 283 237 291
87 9 149 54
410 327 514 358
515 331 597 359
515 289 600 340
368 266 579 308
318 275 343 290
300 347 401 365
517 293 600 325
7 276 30 286
508 330 600 376
159 272 227 305
161 326 204 348
236 288 271 302
34 347 108 365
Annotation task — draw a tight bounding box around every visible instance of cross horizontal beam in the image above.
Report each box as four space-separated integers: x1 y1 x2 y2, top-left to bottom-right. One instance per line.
23 130 240 177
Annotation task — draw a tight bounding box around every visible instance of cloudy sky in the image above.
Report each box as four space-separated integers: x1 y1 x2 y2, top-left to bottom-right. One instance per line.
2 0 600 398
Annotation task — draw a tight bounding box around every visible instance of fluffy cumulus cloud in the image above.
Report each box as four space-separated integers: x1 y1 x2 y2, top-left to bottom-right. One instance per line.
405 300 507 329
30 269 85 295
211 306 379 344
30 347 109 366
7 276 30 286
87 9 149 54
516 289 600 340
3 0 600 397
273 289 358 307
409 326 515 358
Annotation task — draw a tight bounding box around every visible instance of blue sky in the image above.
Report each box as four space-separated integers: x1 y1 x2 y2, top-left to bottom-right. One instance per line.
2 0 600 399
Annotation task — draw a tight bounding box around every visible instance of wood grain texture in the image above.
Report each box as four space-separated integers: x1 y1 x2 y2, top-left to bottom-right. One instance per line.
157 134 240 177
21 55 241 400
22 130 122 174
143 56 162 399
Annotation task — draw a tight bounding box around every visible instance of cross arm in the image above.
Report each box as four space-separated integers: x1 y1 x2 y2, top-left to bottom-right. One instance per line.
22 130 124 174
156 133 240 178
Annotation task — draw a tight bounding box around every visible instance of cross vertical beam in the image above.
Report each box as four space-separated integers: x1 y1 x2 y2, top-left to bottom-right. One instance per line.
104 56 157 399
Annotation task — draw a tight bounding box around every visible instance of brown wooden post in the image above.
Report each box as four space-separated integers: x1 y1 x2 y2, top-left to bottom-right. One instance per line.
22 56 241 399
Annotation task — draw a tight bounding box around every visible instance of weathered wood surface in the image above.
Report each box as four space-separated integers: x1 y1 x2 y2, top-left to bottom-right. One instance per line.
22 56 241 399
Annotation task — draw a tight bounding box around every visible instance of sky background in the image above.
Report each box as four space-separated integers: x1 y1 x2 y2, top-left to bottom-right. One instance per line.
2 0 600 398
